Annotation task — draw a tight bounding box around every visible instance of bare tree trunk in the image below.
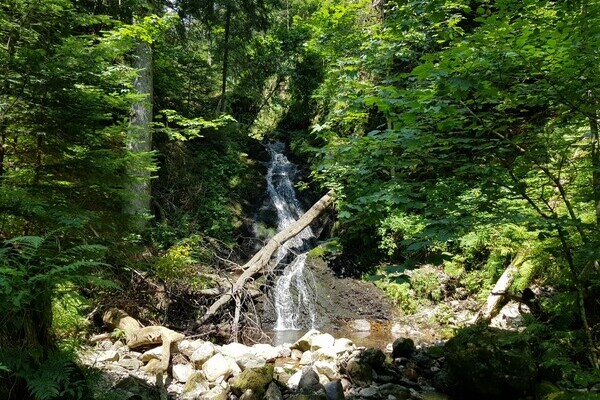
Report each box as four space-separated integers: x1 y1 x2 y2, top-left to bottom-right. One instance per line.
590 115 600 224
194 190 335 328
472 254 524 323
126 40 153 229
219 6 231 113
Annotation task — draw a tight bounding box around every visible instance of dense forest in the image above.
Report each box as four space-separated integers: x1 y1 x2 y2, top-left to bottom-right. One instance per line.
1 0 599 399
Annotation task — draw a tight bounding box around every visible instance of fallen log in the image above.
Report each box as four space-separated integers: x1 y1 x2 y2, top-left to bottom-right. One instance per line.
194 189 335 329
471 253 525 324
102 308 184 374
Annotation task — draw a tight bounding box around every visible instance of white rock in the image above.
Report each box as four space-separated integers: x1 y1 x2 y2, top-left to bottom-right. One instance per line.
202 353 234 382
220 342 252 358
333 338 355 353
191 342 216 367
312 347 338 361
236 353 267 370
352 319 372 332
172 363 194 383
97 350 119 362
291 329 321 351
251 343 280 361
178 339 203 357
180 371 210 400
287 369 303 389
310 333 335 351
291 349 303 360
299 350 313 365
314 360 341 380
227 355 242 377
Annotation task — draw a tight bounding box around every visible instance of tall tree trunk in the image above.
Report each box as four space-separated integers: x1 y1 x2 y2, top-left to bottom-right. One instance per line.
590 115 600 224
219 6 231 112
126 39 153 229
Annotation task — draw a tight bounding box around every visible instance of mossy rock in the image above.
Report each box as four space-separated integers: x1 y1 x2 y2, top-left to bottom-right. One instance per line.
445 325 538 399
229 364 274 396
542 393 600 400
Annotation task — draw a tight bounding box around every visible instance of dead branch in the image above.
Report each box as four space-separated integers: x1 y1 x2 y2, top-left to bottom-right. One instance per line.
194 190 335 328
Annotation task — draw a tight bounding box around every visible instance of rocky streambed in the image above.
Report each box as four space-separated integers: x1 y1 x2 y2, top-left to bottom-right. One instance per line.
80 328 450 400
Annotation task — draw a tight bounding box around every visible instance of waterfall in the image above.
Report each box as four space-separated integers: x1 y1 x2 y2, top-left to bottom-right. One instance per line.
264 142 318 331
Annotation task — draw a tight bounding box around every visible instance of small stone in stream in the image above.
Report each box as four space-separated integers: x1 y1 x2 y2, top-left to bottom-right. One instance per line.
358 348 386 369
323 380 345 400
265 382 283 400
392 338 415 358
298 366 325 394
352 319 372 332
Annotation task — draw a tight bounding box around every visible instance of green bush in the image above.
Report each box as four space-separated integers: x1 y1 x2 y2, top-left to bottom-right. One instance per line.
411 269 443 302
376 281 417 314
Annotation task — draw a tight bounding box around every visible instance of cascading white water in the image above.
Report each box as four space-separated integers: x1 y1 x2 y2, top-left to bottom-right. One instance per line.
264 142 318 331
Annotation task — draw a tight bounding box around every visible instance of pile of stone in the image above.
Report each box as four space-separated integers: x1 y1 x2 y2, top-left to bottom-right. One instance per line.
80 329 451 400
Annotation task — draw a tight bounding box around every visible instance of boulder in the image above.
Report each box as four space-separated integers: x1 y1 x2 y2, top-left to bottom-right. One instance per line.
298 366 325 394
323 380 345 400
292 329 320 352
299 350 313 365
140 346 164 362
191 342 216 367
221 342 253 359
312 347 338 361
172 363 194 383
251 344 281 361
358 387 379 398
236 353 267 370
314 360 341 380
202 353 237 382
181 371 210 399
287 369 303 389
310 333 336 351
177 339 203 357
358 348 386 369
392 338 415 359
445 325 538 399
229 365 275 397
265 382 284 400
332 338 354 354
98 350 119 362
344 358 372 387
377 383 410 400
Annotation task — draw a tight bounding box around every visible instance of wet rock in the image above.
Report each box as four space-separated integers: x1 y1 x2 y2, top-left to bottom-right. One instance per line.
323 380 345 400
392 338 415 359
412 352 432 370
352 319 372 332
172 363 193 383
265 382 284 400
359 348 386 369
445 325 537 399
229 365 274 397
345 358 372 387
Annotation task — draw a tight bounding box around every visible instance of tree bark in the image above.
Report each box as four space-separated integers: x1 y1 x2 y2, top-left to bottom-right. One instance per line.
126 39 153 228
590 115 600 225
194 190 335 328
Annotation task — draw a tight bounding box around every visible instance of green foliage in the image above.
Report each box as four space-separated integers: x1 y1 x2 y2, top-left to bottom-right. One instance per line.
411 269 443 302
375 281 416 315
51 286 90 343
